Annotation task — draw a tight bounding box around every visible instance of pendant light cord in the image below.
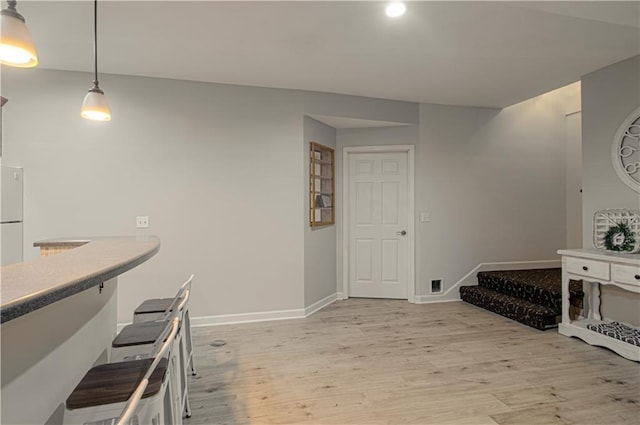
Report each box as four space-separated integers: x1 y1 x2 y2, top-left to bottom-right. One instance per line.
93 0 99 88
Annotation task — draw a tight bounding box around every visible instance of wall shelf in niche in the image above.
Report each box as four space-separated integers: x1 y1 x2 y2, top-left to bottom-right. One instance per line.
310 141 335 227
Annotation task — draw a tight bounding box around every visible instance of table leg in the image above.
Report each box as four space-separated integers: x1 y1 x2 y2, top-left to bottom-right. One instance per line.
561 258 570 325
590 281 601 321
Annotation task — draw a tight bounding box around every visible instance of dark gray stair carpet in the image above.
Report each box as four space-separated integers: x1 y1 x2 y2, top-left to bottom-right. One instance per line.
477 268 583 314
460 285 558 330
460 268 584 330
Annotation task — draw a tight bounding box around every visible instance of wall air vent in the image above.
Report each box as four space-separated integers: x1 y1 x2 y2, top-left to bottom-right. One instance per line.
431 279 443 294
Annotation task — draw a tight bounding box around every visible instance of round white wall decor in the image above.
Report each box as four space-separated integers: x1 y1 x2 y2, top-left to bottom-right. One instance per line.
611 106 640 193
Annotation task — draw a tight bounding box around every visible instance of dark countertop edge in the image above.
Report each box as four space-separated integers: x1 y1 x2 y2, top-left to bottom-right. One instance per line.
1 238 160 324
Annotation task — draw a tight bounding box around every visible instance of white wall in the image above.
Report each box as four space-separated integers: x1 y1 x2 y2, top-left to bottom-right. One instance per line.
304 91 418 125
2 68 424 323
303 116 337 307
581 55 640 325
2 68 306 322
566 111 583 249
326 85 580 301
1 65 587 321
416 83 581 297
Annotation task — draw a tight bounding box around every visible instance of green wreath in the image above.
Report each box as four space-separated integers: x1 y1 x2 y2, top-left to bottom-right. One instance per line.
604 222 636 252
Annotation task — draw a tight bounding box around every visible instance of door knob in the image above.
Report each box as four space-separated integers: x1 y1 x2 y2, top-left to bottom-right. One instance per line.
396 230 407 236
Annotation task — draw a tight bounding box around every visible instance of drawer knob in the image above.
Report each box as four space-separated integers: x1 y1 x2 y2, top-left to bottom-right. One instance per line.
635 274 640 280
582 266 589 271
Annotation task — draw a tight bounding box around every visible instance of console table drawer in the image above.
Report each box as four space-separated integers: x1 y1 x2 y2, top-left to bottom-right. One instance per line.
566 257 610 280
612 264 640 286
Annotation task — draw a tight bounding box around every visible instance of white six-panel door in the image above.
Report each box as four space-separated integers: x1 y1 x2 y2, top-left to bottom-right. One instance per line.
348 151 409 299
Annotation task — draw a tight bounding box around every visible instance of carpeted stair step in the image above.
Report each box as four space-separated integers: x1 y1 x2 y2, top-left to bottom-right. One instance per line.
459 285 558 330
477 268 583 314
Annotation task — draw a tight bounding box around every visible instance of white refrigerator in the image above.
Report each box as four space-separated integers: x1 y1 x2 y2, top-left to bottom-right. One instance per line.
1 165 24 266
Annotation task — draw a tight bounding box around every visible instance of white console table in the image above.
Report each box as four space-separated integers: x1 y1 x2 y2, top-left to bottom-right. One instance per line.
558 249 640 361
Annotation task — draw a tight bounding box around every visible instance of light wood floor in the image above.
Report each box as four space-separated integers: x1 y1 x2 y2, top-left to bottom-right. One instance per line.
184 299 640 425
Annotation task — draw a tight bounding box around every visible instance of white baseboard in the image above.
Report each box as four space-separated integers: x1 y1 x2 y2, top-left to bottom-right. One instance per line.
118 295 340 330
186 293 340 328
414 298 462 304
337 291 345 300
305 293 338 317
116 322 130 333
416 259 561 304
190 308 305 328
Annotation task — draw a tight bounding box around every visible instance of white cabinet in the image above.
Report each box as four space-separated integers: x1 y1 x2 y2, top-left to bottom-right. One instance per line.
558 249 640 361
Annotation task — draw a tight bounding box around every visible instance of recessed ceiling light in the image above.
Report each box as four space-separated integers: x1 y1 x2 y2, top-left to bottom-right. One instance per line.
385 2 406 18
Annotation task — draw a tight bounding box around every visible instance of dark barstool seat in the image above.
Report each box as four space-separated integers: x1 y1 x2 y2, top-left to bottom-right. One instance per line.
130 275 195 419
134 298 176 315
112 321 169 348
63 318 181 424
66 358 168 410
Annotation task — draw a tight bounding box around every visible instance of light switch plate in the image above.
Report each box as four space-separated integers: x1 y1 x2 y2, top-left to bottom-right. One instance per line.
420 212 431 222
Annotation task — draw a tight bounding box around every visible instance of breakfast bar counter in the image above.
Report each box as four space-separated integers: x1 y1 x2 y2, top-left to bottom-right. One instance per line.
1 236 160 424
2 236 160 323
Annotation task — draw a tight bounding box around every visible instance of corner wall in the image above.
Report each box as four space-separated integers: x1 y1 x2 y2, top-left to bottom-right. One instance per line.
334 85 579 301
303 117 337 308
416 83 580 298
581 55 640 325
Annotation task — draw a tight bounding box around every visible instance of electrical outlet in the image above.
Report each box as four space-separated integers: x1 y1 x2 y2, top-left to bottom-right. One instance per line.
136 216 149 228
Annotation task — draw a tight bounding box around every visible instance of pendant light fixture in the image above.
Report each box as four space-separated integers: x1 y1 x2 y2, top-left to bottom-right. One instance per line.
81 0 111 121
0 0 38 67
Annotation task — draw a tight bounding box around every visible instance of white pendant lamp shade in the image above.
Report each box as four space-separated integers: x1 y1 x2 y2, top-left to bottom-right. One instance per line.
0 2 38 67
81 87 111 121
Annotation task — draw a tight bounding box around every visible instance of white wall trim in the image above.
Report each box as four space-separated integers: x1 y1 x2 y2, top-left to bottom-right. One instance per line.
337 291 345 300
189 308 306 328
116 322 130 333
305 293 338 316
342 145 416 302
148 295 339 329
414 298 462 304
415 259 561 304
120 294 340 330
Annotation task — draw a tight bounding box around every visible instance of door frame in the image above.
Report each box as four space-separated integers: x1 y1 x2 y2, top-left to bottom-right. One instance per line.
342 145 415 302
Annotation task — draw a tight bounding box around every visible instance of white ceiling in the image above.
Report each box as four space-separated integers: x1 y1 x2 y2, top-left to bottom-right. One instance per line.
16 1 640 108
